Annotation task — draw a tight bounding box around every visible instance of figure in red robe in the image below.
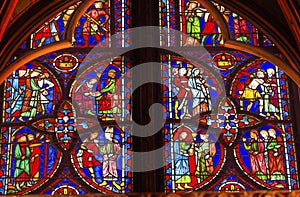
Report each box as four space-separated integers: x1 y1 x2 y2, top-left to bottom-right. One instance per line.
78 131 102 184
82 1 109 47
28 134 41 184
267 128 285 187
201 13 217 46
74 78 98 115
173 67 192 119
96 69 119 119
242 129 267 181
232 13 250 43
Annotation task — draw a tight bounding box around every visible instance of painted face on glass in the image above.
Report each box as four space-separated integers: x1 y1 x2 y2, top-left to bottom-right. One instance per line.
179 131 188 141
108 70 116 78
256 70 264 78
250 130 258 139
268 128 276 138
267 68 275 78
27 134 35 141
90 131 99 140
260 130 268 139
89 78 98 85
179 68 187 76
18 69 27 77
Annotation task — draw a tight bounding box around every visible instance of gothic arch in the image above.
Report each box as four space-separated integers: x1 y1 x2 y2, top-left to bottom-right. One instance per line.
0 0 299 87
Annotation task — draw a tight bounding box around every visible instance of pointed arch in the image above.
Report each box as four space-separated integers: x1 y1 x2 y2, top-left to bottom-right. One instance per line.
64 0 96 42
197 0 231 42
0 0 81 71
0 41 72 84
224 40 300 86
212 0 300 86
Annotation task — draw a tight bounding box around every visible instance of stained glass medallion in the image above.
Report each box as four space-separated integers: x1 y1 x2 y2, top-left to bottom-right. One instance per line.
72 126 132 193
161 54 224 120
207 166 257 191
164 124 225 192
71 56 131 121
3 63 62 123
230 60 290 121
41 167 89 194
1 127 61 194
235 124 298 190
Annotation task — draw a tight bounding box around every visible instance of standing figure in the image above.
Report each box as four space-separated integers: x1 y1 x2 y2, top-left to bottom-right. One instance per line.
185 1 201 41
201 10 218 46
232 13 250 43
27 133 41 184
194 132 216 182
173 68 192 119
82 1 109 47
13 134 31 191
20 68 55 120
241 70 265 115
267 128 285 186
214 3 230 44
99 127 122 190
75 78 98 115
34 15 60 48
242 129 267 181
96 69 119 119
10 67 27 121
188 68 214 116
171 67 180 119
173 129 193 190
78 131 102 184
19 68 43 121
37 72 54 115
261 68 280 119
260 130 270 176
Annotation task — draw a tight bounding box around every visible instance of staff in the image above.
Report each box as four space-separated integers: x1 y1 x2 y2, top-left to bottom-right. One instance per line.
84 12 108 32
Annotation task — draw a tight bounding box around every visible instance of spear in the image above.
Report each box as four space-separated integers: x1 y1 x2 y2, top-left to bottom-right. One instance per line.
84 12 108 32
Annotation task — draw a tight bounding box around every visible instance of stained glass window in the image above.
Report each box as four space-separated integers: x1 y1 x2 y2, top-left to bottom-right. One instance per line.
0 0 132 194
162 54 298 191
160 0 275 47
160 0 299 192
0 0 299 195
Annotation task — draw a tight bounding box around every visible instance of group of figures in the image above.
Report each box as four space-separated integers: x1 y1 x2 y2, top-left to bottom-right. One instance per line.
7 66 55 122
9 131 50 192
184 0 220 46
239 68 280 119
76 0 110 47
242 128 286 188
76 127 124 191
171 65 215 119
32 0 109 48
183 0 251 46
74 66 121 120
172 127 216 190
